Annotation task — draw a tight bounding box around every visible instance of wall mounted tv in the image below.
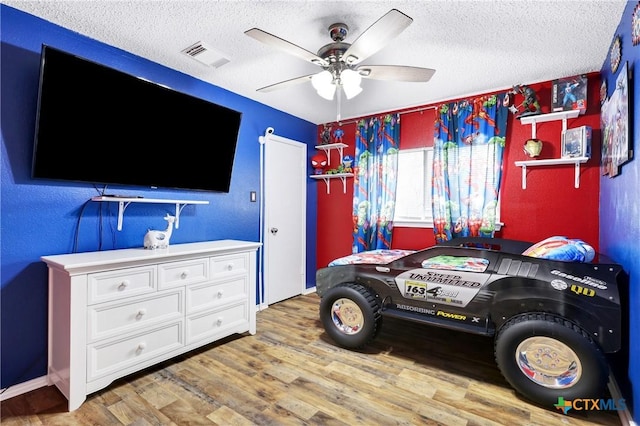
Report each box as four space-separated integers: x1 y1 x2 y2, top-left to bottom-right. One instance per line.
32 45 242 193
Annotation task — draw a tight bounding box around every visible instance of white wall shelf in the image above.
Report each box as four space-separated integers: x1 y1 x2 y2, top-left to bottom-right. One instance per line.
91 196 209 231
514 157 589 189
310 173 354 194
519 110 580 138
314 143 348 166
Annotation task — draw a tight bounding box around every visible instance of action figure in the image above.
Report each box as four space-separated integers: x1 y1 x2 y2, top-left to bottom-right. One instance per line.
562 80 581 108
320 124 332 145
509 84 541 118
333 127 344 144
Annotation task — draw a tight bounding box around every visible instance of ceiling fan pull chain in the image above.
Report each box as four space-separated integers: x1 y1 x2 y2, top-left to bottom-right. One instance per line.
336 87 342 122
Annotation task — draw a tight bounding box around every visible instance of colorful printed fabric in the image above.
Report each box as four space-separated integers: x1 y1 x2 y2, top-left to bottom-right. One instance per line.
352 114 400 253
421 255 489 272
522 236 595 262
329 249 416 266
432 94 509 243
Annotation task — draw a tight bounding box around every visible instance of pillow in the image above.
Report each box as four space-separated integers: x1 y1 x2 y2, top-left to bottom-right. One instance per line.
522 236 595 262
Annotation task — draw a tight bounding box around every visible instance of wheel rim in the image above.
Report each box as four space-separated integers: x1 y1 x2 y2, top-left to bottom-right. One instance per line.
515 336 582 389
330 298 364 335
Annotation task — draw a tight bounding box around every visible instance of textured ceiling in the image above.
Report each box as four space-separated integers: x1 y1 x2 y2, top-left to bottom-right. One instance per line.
5 0 627 124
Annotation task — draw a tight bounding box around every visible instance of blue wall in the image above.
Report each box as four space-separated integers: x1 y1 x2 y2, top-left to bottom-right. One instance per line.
599 1 640 420
1 5 317 389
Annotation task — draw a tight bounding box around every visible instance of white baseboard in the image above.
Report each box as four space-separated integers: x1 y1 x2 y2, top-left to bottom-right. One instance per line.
303 286 316 295
0 376 48 402
608 374 636 426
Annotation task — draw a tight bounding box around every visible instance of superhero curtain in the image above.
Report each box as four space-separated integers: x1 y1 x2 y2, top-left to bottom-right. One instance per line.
352 114 400 253
432 94 509 243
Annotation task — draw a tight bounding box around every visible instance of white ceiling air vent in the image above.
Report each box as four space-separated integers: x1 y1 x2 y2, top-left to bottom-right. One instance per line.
181 41 230 68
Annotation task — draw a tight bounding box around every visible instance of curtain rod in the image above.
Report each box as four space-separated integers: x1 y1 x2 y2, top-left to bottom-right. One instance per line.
329 105 437 126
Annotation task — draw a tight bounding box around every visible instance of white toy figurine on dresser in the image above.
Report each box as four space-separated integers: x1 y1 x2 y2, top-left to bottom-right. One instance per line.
144 214 175 249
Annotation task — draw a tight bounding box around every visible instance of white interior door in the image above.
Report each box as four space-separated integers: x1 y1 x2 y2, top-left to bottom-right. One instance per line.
264 133 306 305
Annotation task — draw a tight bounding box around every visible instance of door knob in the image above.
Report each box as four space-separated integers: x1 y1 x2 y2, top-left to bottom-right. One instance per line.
270 227 278 235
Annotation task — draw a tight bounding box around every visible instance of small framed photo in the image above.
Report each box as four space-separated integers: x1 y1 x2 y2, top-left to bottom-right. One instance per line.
561 126 592 159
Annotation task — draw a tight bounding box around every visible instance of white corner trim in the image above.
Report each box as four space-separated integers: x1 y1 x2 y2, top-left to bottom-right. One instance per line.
608 374 636 426
0 375 48 402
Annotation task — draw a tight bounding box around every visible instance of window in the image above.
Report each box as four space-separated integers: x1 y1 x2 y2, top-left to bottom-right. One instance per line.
394 147 503 230
394 148 434 227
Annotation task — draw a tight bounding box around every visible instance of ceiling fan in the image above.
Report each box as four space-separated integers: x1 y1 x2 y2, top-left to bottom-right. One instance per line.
245 9 435 105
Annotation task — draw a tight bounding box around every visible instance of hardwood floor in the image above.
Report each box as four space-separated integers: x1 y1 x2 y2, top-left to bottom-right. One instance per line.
1 293 622 425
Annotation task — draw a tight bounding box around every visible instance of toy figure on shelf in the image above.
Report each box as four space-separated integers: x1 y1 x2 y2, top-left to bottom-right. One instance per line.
562 80 581 108
320 124 332 145
342 155 354 173
508 84 541 118
333 127 344 144
311 152 328 175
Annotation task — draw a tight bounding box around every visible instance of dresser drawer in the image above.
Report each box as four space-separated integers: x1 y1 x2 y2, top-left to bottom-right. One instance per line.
158 258 209 290
186 301 248 345
87 321 183 382
210 253 249 279
88 290 184 342
186 276 248 314
88 266 156 305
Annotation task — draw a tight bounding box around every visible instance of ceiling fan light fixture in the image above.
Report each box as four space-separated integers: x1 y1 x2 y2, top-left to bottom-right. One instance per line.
311 70 336 100
340 69 363 99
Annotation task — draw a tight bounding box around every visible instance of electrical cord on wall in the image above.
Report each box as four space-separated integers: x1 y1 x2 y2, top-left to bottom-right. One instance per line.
73 199 92 253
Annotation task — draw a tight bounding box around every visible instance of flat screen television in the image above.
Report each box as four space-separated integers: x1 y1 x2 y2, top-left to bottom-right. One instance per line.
32 45 242 193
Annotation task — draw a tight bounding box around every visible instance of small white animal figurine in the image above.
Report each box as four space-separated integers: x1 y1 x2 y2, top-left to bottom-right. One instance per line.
143 214 175 249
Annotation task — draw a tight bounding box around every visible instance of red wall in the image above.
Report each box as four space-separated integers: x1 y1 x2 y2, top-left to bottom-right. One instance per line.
316 73 601 268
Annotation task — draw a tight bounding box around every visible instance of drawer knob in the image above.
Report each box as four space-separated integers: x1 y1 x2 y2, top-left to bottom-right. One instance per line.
118 280 130 291
226 264 233 271
136 342 147 353
180 271 188 279
217 290 224 298
136 308 147 319
216 317 223 326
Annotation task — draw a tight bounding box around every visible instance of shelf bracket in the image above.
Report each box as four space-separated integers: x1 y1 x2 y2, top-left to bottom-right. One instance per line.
319 176 348 194
574 162 581 188
315 143 347 166
116 201 132 231
174 203 189 229
117 202 188 230
520 164 528 189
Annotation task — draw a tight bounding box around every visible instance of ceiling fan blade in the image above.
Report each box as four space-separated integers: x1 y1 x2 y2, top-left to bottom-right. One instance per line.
245 28 329 67
357 65 436 82
256 74 315 93
342 9 413 65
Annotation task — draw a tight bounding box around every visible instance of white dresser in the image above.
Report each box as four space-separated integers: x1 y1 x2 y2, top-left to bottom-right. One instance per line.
42 240 261 411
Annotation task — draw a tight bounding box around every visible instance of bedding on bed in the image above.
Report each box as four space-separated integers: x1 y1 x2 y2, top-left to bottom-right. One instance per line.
328 249 416 266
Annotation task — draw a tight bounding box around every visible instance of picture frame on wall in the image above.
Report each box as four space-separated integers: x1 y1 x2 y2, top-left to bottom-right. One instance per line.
561 126 592 159
600 61 631 177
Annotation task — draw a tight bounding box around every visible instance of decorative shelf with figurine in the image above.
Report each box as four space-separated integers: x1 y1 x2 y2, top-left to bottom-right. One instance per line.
311 125 353 194
519 109 581 139
314 143 348 166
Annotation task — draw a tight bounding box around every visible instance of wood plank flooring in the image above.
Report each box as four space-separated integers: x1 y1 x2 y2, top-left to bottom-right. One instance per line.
1 293 622 425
